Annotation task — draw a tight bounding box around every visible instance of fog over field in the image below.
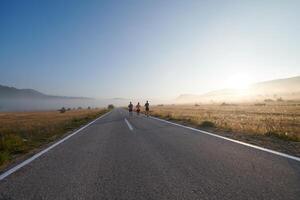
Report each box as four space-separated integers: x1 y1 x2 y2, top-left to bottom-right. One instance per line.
1 76 299 111
0 97 128 112
0 97 169 112
0 85 168 111
0 85 119 111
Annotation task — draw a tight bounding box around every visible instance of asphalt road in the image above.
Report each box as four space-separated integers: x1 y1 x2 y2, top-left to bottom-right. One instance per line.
0 108 299 200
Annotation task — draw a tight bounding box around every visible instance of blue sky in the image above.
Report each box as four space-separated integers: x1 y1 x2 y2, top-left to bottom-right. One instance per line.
1 0 299 99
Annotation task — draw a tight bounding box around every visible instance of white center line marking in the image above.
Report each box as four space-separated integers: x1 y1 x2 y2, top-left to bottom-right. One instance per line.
125 118 133 131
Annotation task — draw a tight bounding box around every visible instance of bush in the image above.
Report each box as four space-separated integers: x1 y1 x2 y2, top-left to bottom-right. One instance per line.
0 134 26 154
59 107 66 113
264 99 274 102
0 151 10 165
277 97 284 102
265 131 299 142
254 103 266 106
108 104 114 110
199 121 216 128
221 102 236 106
0 134 28 166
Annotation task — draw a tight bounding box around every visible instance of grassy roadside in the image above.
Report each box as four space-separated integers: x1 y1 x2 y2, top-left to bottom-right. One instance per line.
149 103 300 157
0 108 108 170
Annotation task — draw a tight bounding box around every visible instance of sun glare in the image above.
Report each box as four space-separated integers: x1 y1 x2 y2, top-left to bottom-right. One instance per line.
225 73 252 90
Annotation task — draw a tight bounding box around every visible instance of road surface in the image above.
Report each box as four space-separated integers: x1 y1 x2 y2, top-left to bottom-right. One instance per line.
0 108 299 199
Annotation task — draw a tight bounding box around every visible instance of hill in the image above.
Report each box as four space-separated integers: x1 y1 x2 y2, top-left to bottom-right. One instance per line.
0 85 46 99
0 85 93 111
176 76 300 103
0 85 90 100
0 85 135 111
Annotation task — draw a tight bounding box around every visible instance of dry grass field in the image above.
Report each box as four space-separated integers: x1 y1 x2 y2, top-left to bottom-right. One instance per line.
0 109 108 169
150 102 300 156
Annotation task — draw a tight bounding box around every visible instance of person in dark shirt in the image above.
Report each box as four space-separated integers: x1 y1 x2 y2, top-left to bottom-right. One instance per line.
144 100 149 117
128 102 133 116
136 102 141 115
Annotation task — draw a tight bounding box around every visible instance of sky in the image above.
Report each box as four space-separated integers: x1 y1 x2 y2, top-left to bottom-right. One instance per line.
0 0 299 100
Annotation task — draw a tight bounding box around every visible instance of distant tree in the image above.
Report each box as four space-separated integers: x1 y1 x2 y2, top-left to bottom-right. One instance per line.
264 99 274 103
88 106 91 110
77 107 82 110
67 108 71 111
108 104 114 110
59 107 66 113
254 103 266 106
277 97 284 102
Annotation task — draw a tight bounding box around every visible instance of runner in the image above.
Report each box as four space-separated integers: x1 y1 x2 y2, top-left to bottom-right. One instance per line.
144 100 150 117
128 102 133 116
136 102 141 115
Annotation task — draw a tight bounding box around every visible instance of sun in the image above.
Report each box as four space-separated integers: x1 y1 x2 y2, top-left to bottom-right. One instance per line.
225 73 252 90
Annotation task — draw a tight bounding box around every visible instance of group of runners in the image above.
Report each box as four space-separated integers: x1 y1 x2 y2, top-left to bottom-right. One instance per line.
128 101 150 117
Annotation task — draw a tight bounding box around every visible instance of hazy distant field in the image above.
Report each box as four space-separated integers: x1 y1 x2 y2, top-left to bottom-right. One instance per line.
0 109 107 169
150 102 300 155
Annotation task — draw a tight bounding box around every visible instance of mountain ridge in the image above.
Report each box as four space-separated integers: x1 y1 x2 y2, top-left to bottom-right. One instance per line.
0 85 92 100
176 76 300 103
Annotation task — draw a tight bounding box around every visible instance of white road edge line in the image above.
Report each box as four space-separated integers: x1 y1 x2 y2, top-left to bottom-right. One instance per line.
0 110 112 181
125 118 133 131
150 116 300 162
